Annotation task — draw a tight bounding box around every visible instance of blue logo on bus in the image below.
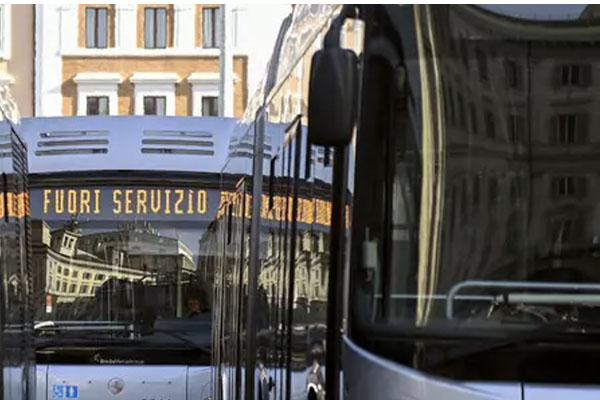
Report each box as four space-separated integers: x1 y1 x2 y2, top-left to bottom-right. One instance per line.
52 384 79 399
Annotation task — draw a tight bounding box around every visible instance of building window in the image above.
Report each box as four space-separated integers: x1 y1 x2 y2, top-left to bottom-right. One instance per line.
558 114 576 144
0 6 4 55
71 270 78 278
470 103 478 135
476 49 488 81
144 7 167 49
552 219 573 246
143 96 166 115
61 282 67 292
488 177 499 204
508 114 524 143
554 113 588 145
505 60 520 89
83 272 91 280
473 175 480 205
552 176 578 197
63 268 70 276
510 176 523 204
95 274 105 281
459 37 469 69
560 65 585 86
55 281 60 291
86 96 109 115
485 110 495 139
0 5 10 60
202 7 219 48
85 7 108 49
80 285 89 294
457 93 466 129
69 284 76 294
202 96 219 116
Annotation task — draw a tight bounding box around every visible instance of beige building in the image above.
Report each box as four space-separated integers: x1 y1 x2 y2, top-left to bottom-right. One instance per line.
0 5 35 118
35 4 291 118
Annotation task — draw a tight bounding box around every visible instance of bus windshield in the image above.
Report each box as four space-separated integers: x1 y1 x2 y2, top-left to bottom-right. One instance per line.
30 183 214 352
351 4 600 377
28 185 219 363
18 114 239 359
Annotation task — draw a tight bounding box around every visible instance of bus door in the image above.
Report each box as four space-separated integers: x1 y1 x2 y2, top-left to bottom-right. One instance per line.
213 199 227 400
217 176 248 400
230 178 248 400
267 148 282 400
282 116 304 400
259 123 286 400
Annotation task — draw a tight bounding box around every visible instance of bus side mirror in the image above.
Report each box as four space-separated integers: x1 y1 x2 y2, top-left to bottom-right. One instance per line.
308 47 358 146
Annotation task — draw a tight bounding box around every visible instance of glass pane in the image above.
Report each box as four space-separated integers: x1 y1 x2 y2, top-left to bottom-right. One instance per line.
98 97 109 115
85 8 96 48
156 97 166 116
144 8 155 48
0 7 4 51
86 97 98 115
97 8 107 49
156 8 167 48
214 7 222 47
143 96 155 115
202 97 218 116
203 8 214 48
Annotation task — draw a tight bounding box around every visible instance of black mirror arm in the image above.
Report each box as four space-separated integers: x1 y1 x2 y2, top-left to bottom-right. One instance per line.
324 5 360 49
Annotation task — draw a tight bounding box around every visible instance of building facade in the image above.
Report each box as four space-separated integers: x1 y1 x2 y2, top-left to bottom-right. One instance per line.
34 4 290 118
32 219 196 319
0 5 35 118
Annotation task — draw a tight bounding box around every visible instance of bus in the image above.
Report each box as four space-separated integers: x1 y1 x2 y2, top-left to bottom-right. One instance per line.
22 115 243 399
0 84 35 400
209 4 600 400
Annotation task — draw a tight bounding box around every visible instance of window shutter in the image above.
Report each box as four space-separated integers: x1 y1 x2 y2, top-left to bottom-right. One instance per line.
504 61 511 89
550 178 558 200
215 7 223 48
516 63 524 90
577 176 588 199
549 115 558 144
577 113 589 144
85 8 95 48
552 65 562 89
518 115 525 143
581 64 592 87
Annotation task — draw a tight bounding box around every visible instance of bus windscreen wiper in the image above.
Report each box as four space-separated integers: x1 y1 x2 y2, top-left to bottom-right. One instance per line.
139 328 212 354
425 319 600 368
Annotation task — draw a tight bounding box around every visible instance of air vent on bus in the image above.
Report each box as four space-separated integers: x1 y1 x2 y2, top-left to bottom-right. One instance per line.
0 134 11 158
141 149 214 155
35 149 108 156
39 130 109 138
143 130 213 138
36 130 110 157
141 130 215 156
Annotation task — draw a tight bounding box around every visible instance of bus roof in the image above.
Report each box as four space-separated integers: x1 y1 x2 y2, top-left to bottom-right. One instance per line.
21 116 239 175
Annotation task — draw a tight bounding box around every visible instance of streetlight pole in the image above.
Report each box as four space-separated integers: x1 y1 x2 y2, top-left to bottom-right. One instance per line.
219 4 234 117
176 256 182 318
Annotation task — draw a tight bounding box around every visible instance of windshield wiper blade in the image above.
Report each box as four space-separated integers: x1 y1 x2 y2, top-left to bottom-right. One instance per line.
425 319 600 368
137 329 211 353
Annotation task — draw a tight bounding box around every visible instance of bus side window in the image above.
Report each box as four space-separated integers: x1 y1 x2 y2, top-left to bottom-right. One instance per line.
227 203 233 245
269 155 278 210
305 134 312 179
